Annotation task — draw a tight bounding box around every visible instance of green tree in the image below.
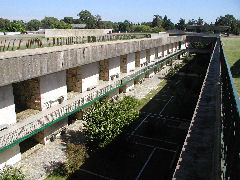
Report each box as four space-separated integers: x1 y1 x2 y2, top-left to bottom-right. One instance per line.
26 19 41 31
119 20 131 32
0 18 10 32
41 17 60 29
95 14 102 29
132 25 152 32
152 25 165 33
162 15 175 30
7 20 26 33
187 19 197 25
176 18 186 30
152 15 162 28
215 14 240 35
197 17 204 25
62 17 74 24
77 10 97 29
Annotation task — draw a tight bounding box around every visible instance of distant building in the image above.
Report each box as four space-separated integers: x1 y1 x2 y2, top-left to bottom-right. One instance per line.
71 24 87 29
186 25 229 33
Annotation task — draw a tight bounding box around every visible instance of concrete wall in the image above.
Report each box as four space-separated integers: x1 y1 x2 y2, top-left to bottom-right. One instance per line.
0 145 21 169
0 35 186 87
126 53 135 73
82 62 99 92
0 85 16 126
40 71 68 110
150 48 155 62
140 50 147 66
45 29 112 38
109 57 120 79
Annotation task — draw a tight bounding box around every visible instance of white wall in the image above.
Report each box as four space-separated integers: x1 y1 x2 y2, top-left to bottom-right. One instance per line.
109 56 120 78
40 70 67 111
127 53 135 73
0 145 21 169
164 45 168 56
158 46 162 57
150 48 155 61
140 50 147 65
82 62 99 92
0 85 16 126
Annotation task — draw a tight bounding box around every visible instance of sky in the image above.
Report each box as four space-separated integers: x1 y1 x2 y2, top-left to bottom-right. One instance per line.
1 0 240 24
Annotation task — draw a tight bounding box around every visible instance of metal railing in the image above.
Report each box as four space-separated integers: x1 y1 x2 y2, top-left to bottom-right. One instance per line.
220 39 240 179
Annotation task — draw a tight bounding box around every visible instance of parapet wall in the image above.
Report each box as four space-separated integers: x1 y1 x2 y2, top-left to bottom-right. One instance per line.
0 36 185 87
45 29 112 38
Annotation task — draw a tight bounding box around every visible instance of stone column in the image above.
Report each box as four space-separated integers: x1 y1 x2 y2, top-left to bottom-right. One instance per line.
135 51 140 67
146 49 150 63
67 66 82 92
140 50 147 67
99 59 109 81
120 55 127 73
109 56 120 80
167 44 170 55
162 45 165 57
158 46 162 58
0 85 21 168
150 48 155 62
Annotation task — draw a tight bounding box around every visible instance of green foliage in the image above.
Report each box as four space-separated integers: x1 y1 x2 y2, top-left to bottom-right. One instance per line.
65 143 88 174
175 18 186 31
41 17 60 29
119 20 132 32
132 25 152 32
152 26 165 33
215 14 240 35
83 96 140 150
26 19 41 31
7 20 26 33
152 15 163 28
62 17 74 24
78 10 97 29
0 18 10 32
162 15 175 30
0 166 25 180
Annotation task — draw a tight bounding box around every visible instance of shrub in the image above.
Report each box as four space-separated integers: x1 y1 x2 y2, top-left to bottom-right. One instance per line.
83 96 140 150
64 143 88 174
0 166 25 180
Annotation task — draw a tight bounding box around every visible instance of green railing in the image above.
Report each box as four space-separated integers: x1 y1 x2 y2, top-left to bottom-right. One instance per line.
220 39 240 179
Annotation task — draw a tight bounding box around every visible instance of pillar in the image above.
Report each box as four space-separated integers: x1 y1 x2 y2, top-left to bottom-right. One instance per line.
0 85 21 168
109 56 120 80
150 48 155 62
158 46 162 58
135 51 140 68
146 49 150 63
67 66 82 92
120 55 127 73
162 45 165 57
99 59 109 81
140 50 147 67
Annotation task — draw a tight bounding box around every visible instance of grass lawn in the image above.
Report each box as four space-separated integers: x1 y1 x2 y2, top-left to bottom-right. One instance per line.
222 38 240 96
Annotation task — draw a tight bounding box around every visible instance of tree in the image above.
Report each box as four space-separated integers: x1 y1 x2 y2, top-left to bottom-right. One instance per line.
187 19 197 25
0 18 10 32
176 18 186 30
132 25 152 32
95 14 102 29
77 10 97 29
162 15 175 30
7 20 26 33
26 19 41 31
197 17 204 25
215 14 240 35
152 26 165 33
152 15 162 28
62 17 74 24
119 20 131 32
41 17 60 29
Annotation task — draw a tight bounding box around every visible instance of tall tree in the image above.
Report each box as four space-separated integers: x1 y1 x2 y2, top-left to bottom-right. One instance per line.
62 17 74 24
0 18 10 31
187 19 197 25
215 14 240 35
176 18 186 30
7 20 26 33
41 17 60 29
77 10 97 29
197 17 204 25
95 15 102 29
162 15 175 30
119 20 131 32
26 19 41 31
152 15 162 28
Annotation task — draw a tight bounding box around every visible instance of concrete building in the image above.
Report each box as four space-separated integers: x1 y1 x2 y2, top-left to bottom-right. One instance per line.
0 34 187 168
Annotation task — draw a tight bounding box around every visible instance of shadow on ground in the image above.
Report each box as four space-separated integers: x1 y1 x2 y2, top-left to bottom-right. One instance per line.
65 54 211 180
230 59 240 78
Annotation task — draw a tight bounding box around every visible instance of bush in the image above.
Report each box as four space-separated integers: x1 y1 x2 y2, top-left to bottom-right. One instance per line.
0 166 25 180
83 96 140 150
64 143 88 174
